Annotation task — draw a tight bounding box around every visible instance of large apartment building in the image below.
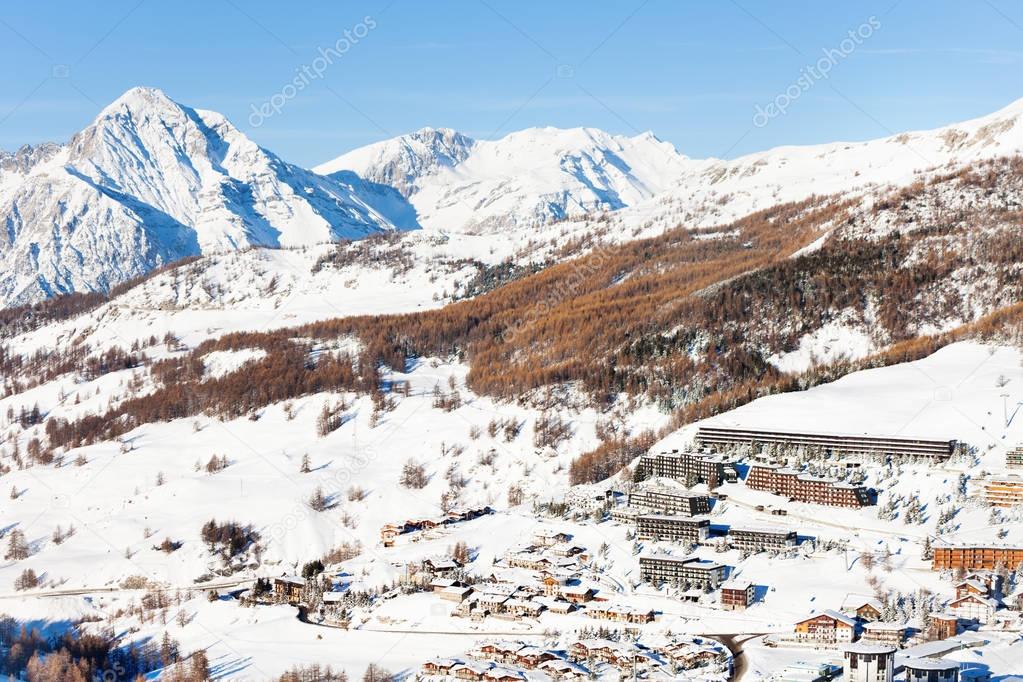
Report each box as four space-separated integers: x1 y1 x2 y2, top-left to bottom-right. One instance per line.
637 451 727 488
636 514 710 544
695 425 954 460
639 554 727 589
931 544 1023 571
745 464 870 507
627 485 711 516
720 579 755 610
978 475 1023 508
728 526 798 553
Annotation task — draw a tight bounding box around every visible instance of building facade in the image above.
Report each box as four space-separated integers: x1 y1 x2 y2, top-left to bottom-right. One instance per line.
746 464 870 507
931 545 1023 571
637 451 726 488
728 526 798 553
860 622 905 647
273 576 305 603
695 425 953 460
636 514 710 544
627 485 711 516
845 599 883 622
949 594 996 624
639 554 727 589
979 475 1023 508
843 643 894 682
794 610 858 644
587 603 655 624
1007 446 1023 470
930 613 958 640
720 579 755 610
902 658 959 682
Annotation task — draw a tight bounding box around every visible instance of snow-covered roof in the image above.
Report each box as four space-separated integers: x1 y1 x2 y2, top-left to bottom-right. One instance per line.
902 657 960 671
844 642 895 655
633 483 709 498
797 609 857 627
721 579 753 591
637 513 711 523
591 602 653 614
863 621 906 631
728 524 796 536
276 575 306 585
843 596 883 612
951 594 998 608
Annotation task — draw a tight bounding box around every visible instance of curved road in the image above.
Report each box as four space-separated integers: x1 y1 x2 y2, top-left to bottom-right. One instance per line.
705 633 767 682
0 577 253 600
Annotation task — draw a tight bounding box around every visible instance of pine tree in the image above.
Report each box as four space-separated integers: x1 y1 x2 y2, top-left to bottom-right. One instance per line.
160 631 179 666
190 648 210 680
5 529 29 560
309 487 328 512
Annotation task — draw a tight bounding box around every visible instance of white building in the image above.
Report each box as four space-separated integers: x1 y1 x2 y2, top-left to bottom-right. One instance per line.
903 658 959 682
950 594 997 624
842 643 894 682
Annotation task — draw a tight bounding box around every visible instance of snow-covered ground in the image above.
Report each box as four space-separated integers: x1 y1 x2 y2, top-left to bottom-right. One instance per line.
4 89 1023 678
5 86 1023 313
681 342 1023 467
3 341 1022 678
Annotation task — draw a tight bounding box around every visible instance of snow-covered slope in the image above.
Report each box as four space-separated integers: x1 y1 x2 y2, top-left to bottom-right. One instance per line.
319 97 1023 239
608 96 1023 233
5 92 1023 309
0 87 414 307
317 126 689 234
3 340 1021 680
316 127 476 198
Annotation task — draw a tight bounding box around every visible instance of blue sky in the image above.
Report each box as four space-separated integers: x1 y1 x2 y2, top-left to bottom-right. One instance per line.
1 0 1022 166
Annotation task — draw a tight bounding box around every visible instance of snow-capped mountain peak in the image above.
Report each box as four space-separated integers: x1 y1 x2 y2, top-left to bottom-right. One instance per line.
315 126 476 198
317 124 690 233
0 87 412 307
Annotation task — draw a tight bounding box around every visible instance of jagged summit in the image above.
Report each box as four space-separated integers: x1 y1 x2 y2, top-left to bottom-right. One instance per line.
317 124 689 232
3 89 1023 307
0 87 414 307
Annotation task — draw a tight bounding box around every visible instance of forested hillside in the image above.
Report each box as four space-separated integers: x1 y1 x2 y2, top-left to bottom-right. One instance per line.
24 158 1023 471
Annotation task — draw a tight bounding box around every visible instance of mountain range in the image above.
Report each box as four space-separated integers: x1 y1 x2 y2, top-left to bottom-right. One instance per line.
2 86 1023 308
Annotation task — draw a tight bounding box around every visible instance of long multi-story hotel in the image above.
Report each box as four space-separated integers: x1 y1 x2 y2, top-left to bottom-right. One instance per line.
627 485 711 517
639 554 727 589
695 425 954 460
979 474 1023 507
636 514 710 544
727 526 798 553
637 450 727 488
745 464 870 507
931 544 1023 571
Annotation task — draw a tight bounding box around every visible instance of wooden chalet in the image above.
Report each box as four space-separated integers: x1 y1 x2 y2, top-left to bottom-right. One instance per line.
793 610 858 644
273 575 306 603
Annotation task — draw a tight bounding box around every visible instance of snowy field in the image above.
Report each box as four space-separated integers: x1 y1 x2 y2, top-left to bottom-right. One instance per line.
2 341 1022 678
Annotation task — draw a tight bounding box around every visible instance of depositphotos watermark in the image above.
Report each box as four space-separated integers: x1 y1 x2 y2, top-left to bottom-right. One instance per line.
753 16 881 128
249 16 377 128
